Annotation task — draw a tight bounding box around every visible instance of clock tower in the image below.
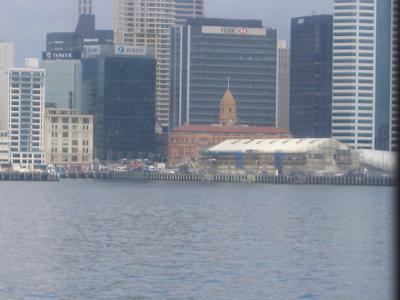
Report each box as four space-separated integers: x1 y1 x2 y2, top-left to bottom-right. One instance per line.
219 88 238 126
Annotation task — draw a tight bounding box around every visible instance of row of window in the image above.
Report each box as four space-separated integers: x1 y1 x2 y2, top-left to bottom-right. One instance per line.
334 39 374 44
333 112 372 117
333 119 372 123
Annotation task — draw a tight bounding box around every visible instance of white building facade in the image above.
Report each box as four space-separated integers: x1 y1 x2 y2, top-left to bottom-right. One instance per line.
332 0 376 149
114 0 175 130
8 62 46 169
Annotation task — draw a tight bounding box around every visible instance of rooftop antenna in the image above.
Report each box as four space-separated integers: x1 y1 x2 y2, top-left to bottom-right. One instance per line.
227 76 230 89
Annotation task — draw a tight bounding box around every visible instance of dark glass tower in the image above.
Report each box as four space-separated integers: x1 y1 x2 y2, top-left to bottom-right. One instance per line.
289 15 333 138
80 54 156 161
46 13 113 54
170 18 277 129
375 0 392 150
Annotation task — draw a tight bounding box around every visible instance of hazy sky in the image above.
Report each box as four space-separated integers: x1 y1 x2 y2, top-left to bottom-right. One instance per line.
0 0 332 66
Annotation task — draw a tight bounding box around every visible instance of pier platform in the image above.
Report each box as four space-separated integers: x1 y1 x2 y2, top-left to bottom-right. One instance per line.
0 172 59 181
104 171 396 187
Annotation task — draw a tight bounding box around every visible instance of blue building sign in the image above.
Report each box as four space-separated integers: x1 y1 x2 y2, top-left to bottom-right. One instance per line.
235 153 244 169
274 151 283 173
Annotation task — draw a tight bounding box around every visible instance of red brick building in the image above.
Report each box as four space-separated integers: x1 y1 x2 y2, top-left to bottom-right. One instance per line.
168 125 292 166
168 87 291 166
168 88 292 167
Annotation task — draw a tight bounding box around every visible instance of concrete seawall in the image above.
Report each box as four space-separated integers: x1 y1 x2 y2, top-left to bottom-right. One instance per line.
0 172 59 181
1 170 394 186
104 171 397 186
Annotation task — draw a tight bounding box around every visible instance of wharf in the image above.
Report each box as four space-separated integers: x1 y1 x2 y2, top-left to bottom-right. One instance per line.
104 171 397 187
1 169 395 186
0 172 59 181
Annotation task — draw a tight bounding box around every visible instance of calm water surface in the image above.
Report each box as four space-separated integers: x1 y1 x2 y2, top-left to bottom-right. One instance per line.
0 180 395 299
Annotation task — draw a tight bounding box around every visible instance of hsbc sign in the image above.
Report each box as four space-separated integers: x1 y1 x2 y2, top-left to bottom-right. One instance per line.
201 26 266 36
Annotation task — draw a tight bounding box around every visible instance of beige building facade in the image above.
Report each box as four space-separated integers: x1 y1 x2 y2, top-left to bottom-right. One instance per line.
44 109 93 166
175 0 203 25
0 130 9 167
79 0 93 15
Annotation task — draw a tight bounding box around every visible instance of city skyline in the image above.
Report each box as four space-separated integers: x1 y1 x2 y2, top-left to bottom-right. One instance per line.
0 0 332 66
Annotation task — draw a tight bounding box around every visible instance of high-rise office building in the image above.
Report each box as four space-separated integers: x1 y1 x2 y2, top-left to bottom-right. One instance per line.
79 0 93 16
0 42 15 69
333 0 395 150
332 0 376 149
80 46 156 161
44 0 112 110
391 0 399 151
375 0 392 150
40 56 82 109
8 59 45 169
46 0 113 55
277 40 290 129
170 18 277 128
289 15 333 138
175 0 204 25
114 0 175 130
0 42 15 130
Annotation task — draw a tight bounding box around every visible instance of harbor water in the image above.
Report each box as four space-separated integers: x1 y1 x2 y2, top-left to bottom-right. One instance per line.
0 180 395 299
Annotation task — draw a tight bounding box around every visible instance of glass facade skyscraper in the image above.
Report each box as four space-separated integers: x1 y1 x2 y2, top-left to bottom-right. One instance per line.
170 18 277 128
114 0 175 130
289 15 333 138
80 54 156 161
40 59 82 109
390 0 399 151
375 0 392 150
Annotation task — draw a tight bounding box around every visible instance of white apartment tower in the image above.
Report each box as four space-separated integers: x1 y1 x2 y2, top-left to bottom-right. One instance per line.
332 0 376 149
79 0 93 15
114 0 175 130
8 59 45 169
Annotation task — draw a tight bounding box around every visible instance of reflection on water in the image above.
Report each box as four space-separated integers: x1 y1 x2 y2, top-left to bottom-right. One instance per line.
0 180 395 299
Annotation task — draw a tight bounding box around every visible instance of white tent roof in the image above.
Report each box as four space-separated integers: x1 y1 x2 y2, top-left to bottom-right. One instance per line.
207 138 349 154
